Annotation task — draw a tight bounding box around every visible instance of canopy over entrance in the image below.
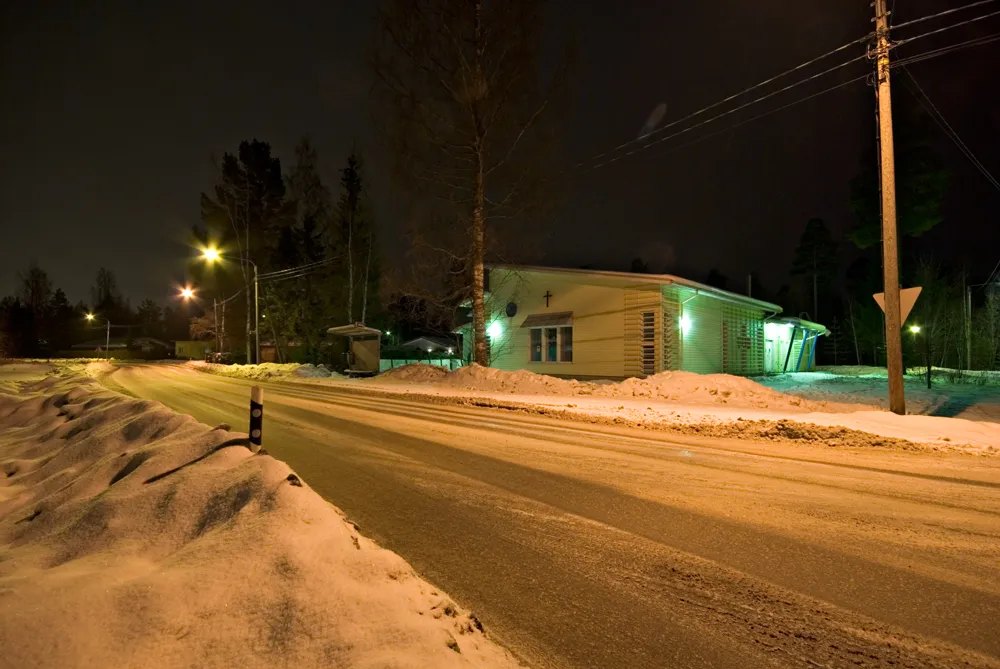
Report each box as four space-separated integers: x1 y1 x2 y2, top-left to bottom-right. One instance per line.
327 323 381 376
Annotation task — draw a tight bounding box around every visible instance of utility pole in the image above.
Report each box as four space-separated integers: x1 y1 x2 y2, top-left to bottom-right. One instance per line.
213 298 220 355
253 264 260 365
874 0 905 415
105 319 111 361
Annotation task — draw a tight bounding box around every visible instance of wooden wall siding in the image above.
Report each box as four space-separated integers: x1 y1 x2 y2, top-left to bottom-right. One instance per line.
678 292 725 374
488 269 628 378
624 285 662 377
661 289 681 371
720 303 765 375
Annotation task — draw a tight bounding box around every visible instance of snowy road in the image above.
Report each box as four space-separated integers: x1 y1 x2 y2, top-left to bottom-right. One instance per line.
109 363 1000 669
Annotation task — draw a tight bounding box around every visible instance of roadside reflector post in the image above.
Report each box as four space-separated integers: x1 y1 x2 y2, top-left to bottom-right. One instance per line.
249 386 263 452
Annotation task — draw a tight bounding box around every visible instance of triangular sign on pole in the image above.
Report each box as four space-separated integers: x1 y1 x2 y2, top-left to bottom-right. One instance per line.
873 286 922 326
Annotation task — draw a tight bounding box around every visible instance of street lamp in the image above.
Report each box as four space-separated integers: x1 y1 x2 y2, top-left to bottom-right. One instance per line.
86 313 111 361
909 324 930 389
180 286 195 300
201 246 259 365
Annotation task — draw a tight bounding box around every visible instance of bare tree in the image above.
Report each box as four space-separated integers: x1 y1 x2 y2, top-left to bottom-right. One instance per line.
375 0 570 365
18 262 53 318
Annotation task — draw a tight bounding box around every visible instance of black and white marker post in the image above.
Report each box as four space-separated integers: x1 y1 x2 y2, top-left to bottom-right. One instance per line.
249 386 263 452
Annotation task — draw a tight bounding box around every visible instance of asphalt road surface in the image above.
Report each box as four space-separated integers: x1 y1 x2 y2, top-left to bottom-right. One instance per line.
108 363 1000 669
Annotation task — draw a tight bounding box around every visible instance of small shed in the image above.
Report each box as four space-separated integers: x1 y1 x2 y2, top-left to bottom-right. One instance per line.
327 323 382 377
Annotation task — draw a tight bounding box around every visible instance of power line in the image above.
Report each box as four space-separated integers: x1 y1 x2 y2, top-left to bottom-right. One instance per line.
900 67 1000 192
258 256 336 280
573 33 873 168
643 74 869 163
894 7 1000 46
580 53 869 172
892 0 999 30
566 7 1000 176
892 30 1000 66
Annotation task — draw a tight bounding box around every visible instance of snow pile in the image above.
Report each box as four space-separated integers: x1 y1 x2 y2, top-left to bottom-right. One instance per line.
378 364 844 412
192 361 343 381
0 376 520 669
380 363 452 383
585 370 836 410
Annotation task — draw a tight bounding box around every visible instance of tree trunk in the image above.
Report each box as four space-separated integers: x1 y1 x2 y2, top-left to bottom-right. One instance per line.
471 154 487 367
812 248 818 321
244 277 252 363
848 300 861 365
361 230 372 324
347 206 355 323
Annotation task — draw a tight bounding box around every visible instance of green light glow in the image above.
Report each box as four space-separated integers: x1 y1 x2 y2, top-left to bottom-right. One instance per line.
680 314 691 334
487 320 503 339
909 324 921 334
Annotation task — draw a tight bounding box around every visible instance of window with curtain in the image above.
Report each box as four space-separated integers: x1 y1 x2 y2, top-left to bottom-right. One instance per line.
560 326 572 362
545 327 558 361
530 329 542 362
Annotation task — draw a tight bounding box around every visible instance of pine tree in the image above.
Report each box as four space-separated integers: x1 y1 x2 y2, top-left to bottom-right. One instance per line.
848 105 947 249
200 139 291 362
790 218 838 321
136 299 164 338
334 152 375 324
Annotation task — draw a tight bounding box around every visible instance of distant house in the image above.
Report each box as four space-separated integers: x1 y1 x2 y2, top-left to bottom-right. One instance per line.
70 337 171 359
175 340 214 360
456 264 827 379
399 336 457 355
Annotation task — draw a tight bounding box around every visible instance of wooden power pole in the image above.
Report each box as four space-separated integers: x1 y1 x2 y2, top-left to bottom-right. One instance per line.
874 0 906 414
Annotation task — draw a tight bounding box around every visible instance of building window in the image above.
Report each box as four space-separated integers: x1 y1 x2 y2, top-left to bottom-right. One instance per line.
527 325 573 363
560 326 573 362
545 327 558 361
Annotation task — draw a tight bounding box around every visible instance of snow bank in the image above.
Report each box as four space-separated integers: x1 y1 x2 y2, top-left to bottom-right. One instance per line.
380 363 452 383
378 364 847 412
368 365 1000 453
0 375 520 669
192 361 344 381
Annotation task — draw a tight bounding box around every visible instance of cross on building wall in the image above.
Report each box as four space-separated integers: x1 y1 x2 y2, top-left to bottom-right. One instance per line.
543 291 553 307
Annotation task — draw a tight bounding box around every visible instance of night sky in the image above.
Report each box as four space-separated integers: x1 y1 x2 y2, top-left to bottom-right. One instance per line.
2 0 998 305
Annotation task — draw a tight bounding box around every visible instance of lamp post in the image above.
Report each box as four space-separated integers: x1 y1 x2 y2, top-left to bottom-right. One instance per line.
909 325 930 389
201 247 259 365
85 313 111 361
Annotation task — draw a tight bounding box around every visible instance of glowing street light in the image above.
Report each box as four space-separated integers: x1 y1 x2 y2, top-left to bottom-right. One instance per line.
84 313 111 361
909 324 921 334
199 246 260 364
180 287 195 300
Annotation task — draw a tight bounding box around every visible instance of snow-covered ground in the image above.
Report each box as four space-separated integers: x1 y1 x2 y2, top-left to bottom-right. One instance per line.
759 366 1000 423
332 364 999 454
193 360 344 381
0 368 520 669
182 360 1000 453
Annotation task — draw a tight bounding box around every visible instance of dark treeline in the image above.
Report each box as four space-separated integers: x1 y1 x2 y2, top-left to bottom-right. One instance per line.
0 264 191 358
194 137 381 365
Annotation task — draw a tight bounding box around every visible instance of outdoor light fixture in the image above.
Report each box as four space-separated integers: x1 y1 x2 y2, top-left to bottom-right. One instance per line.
85 313 95 321
680 314 692 334
909 324 921 334
201 247 222 262
180 287 195 300
487 320 503 339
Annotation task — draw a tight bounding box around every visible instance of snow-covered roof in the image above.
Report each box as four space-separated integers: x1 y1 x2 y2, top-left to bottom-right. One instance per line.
327 323 382 338
488 264 782 312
